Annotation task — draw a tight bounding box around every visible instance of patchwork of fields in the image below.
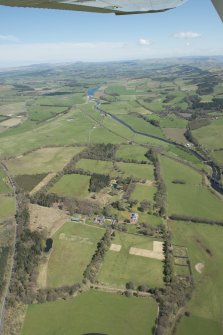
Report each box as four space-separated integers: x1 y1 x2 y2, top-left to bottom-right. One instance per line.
47 222 105 287
170 221 223 335
97 231 164 288
1 60 223 335
22 290 157 335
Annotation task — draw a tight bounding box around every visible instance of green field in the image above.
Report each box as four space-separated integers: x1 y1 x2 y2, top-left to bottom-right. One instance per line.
193 118 223 165
0 109 125 158
117 114 165 138
0 195 15 219
0 168 10 193
47 222 105 287
76 159 113 174
160 155 223 221
169 221 223 335
5 146 84 175
28 105 68 123
49 174 90 198
116 145 149 161
131 184 156 203
115 162 154 180
97 231 163 288
22 290 157 335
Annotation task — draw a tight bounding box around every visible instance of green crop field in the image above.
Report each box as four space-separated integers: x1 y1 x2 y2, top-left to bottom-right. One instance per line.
193 118 223 165
5 146 84 175
169 221 223 335
49 174 91 198
115 162 154 180
22 290 157 335
75 159 113 174
0 110 125 158
0 169 10 194
117 114 165 138
28 105 68 123
115 161 153 179
131 184 156 203
0 195 15 219
160 156 223 221
116 145 148 161
97 231 163 288
47 222 105 287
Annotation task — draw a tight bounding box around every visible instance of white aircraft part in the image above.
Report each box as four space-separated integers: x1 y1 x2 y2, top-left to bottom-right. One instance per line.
212 0 223 21
58 0 187 13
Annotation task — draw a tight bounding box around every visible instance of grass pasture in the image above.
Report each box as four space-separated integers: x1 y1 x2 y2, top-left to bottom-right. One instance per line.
116 145 148 161
160 156 223 221
49 174 90 198
163 128 187 144
97 231 163 288
5 146 84 175
131 184 156 203
0 195 15 220
47 222 105 287
28 105 68 123
0 168 10 194
115 162 154 180
22 290 157 335
75 159 113 174
169 221 223 335
117 114 164 138
193 118 223 165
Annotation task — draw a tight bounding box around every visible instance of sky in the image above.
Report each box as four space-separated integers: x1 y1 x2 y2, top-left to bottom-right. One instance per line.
0 0 223 67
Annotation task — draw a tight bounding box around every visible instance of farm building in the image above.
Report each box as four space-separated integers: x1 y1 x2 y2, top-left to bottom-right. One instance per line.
130 213 139 224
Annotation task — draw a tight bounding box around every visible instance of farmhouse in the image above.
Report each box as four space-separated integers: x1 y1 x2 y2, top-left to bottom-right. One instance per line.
130 212 138 224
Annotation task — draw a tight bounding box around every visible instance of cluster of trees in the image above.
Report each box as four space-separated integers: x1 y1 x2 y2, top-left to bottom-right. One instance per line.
35 284 80 304
155 281 193 335
63 198 101 216
122 182 135 200
184 128 199 146
31 192 101 215
163 230 174 284
89 173 110 192
83 143 117 160
83 230 112 283
146 149 166 217
138 200 152 213
137 114 160 127
6 200 44 306
31 192 60 207
169 214 223 227
138 223 165 237
185 94 223 112
0 246 9 296
171 179 186 185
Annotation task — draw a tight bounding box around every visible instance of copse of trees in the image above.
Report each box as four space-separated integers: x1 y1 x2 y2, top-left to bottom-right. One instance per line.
83 230 112 283
83 143 117 160
169 214 223 226
0 247 9 297
6 200 44 306
145 149 166 217
36 284 80 304
89 173 110 192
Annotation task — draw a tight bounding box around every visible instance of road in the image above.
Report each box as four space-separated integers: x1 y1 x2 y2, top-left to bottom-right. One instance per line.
0 162 18 335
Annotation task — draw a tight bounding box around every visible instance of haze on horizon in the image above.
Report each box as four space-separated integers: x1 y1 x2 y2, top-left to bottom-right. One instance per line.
0 0 223 68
